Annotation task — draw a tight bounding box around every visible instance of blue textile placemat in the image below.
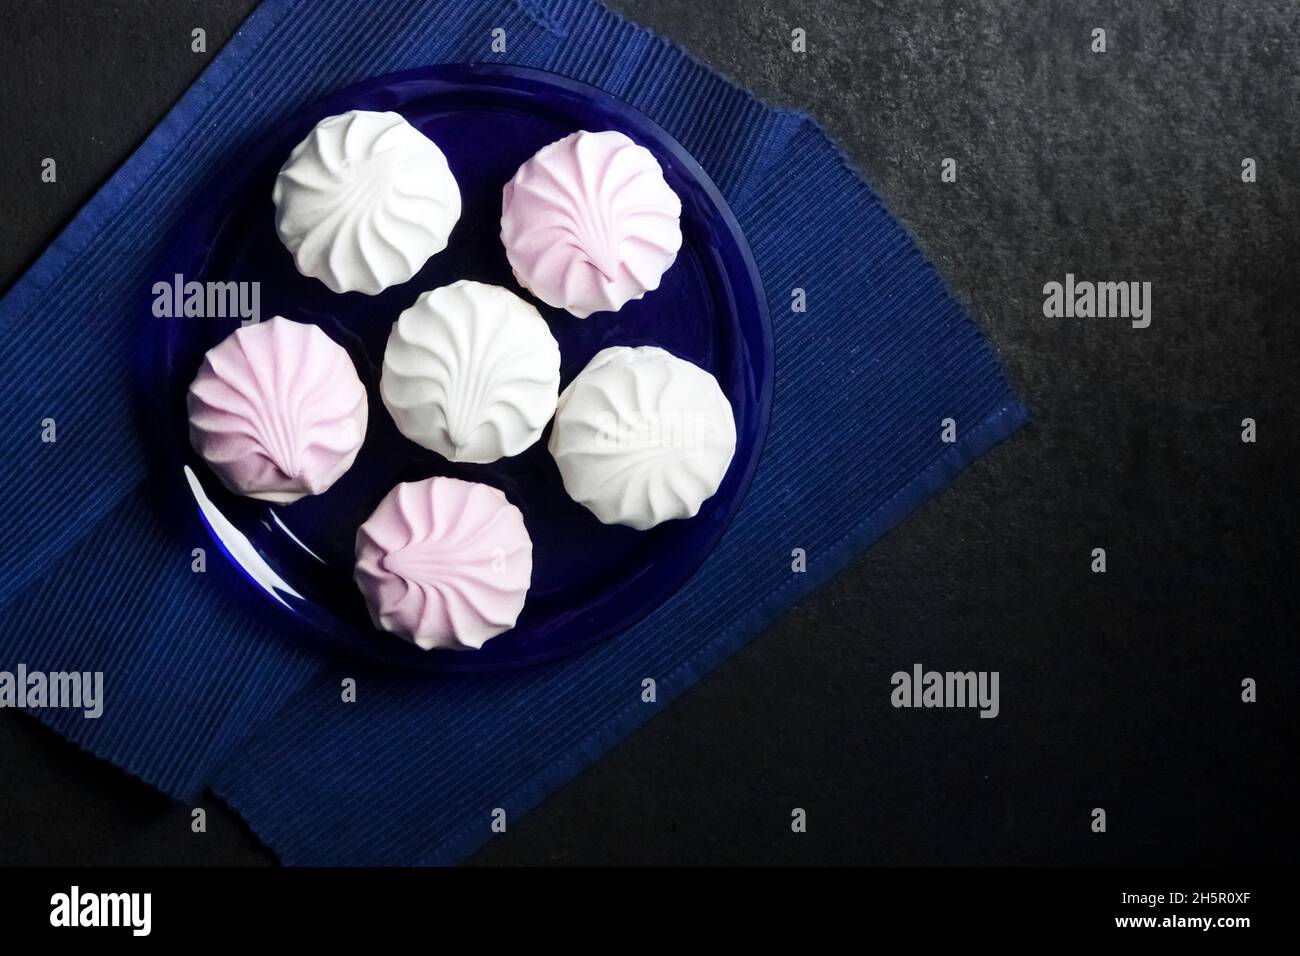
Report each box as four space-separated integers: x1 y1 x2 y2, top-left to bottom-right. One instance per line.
0 0 1028 864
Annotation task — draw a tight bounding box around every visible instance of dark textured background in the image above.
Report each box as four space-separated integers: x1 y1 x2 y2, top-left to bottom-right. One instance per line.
1 0 1296 865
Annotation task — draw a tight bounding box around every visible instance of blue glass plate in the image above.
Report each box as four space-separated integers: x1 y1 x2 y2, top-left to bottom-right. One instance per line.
148 64 772 671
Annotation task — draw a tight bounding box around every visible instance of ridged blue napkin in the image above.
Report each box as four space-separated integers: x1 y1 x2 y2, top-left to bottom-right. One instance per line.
0 0 1028 864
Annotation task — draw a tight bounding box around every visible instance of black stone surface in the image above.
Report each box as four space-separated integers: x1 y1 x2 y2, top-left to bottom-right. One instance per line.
0 0 1295 866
